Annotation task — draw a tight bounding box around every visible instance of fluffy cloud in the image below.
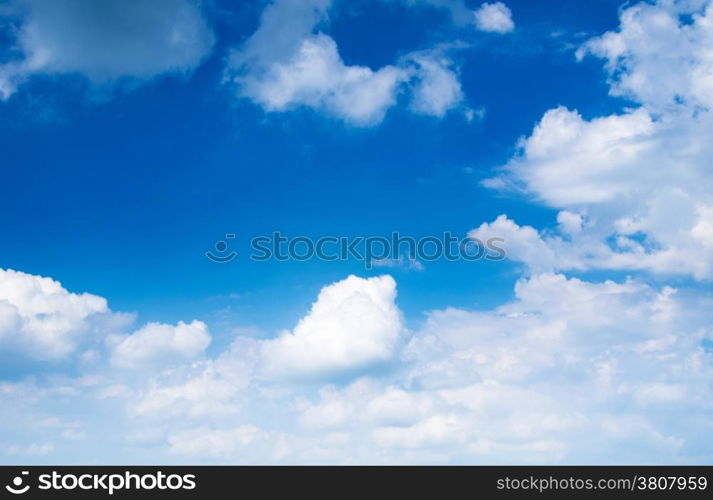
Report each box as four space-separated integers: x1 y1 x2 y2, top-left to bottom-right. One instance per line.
0 0 214 99
469 214 558 274
171 273 709 463
483 0 713 280
0 268 212 369
2 269 711 464
260 275 405 377
407 51 464 117
226 0 465 125
473 2 514 34
111 320 211 370
577 0 713 111
291 273 711 463
126 276 405 426
491 106 657 206
0 268 110 359
234 33 407 126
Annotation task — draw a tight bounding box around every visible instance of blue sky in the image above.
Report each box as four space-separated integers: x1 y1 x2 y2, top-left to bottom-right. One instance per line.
1 0 712 464
0 0 622 326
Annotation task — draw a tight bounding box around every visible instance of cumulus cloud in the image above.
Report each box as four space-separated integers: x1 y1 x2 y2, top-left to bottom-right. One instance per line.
0 268 110 359
225 0 465 125
129 337 259 420
260 275 405 377
124 275 406 426
2 268 711 464
286 273 711 463
233 33 407 126
0 268 212 369
0 0 214 99
469 215 558 274
406 51 464 117
299 379 435 429
490 106 657 206
161 273 708 464
122 276 406 432
483 1 713 280
110 320 211 370
577 0 713 111
556 210 584 236
473 2 514 34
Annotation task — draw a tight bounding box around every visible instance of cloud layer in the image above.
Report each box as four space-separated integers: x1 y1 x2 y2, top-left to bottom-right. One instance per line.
261 275 405 377
2 262 711 464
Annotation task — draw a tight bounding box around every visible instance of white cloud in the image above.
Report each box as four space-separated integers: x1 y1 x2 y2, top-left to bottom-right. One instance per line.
0 268 213 369
226 0 465 125
473 2 514 34
407 51 464 117
126 274 407 428
281 272 711 463
260 275 405 377
2 269 711 464
299 379 435 428
112 271 711 464
111 320 211 370
491 106 657 205
577 0 713 111
0 0 214 99
235 33 407 126
481 1 713 280
130 339 257 419
469 215 558 274
557 210 584 235
132 368 240 419
0 268 110 359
